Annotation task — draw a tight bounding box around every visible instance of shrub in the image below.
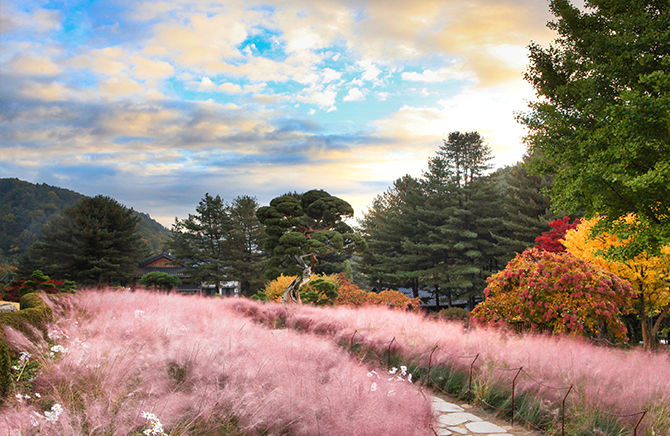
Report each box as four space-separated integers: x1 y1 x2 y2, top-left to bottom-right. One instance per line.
4 270 71 303
471 249 636 342
139 271 182 292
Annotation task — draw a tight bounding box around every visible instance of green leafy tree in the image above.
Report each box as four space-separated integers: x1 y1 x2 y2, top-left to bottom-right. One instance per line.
256 189 366 302
19 196 148 286
139 271 182 292
167 194 233 294
520 0 670 257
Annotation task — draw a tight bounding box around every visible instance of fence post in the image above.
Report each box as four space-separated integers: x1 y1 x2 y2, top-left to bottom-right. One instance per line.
634 410 647 436
511 367 523 427
561 386 573 436
468 354 480 392
387 337 396 370
427 345 438 386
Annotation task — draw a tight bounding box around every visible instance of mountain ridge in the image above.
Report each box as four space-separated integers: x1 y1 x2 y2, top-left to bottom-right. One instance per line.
0 178 169 262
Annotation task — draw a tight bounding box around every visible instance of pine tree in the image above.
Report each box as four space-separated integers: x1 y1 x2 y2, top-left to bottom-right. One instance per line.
167 194 233 294
227 195 267 296
21 195 148 285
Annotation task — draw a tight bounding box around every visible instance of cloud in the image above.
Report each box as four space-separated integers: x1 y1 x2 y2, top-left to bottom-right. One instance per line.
343 87 365 102
100 76 145 98
8 54 61 76
130 56 174 80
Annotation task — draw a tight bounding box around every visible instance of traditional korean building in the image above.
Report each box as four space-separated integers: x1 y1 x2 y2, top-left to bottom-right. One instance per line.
134 252 240 296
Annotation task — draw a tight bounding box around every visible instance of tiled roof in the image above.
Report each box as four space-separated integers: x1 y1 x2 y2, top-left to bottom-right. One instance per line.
138 252 176 267
136 266 189 277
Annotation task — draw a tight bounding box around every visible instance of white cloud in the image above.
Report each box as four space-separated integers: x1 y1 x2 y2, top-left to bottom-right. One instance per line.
343 88 365 102
219 82 243 93
130 56 174 80
359 60 381 84
200 77 215 89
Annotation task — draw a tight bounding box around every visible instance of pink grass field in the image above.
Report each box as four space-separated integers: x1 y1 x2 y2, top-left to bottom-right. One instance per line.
221 298 670 434
1 291 434 436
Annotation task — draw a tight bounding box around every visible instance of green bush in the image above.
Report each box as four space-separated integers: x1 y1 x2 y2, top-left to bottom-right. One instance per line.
0 293 53 401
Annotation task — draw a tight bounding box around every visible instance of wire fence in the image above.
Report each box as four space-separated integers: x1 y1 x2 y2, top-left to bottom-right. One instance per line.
346 330 651 436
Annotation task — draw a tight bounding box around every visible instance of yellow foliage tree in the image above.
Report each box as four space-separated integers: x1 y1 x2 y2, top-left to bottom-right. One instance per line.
563 216 670 349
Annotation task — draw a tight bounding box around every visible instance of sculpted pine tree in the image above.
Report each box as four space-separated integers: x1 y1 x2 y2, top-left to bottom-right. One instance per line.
256 189 366 304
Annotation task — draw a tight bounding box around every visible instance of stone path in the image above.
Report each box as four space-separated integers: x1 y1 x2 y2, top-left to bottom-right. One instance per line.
431 396 528 436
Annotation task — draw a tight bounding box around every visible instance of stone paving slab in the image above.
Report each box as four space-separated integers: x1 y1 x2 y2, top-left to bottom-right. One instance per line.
430 396 533 436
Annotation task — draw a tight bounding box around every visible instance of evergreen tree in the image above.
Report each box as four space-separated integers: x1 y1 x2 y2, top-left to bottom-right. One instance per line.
491 157 557 263
358 175 428 298
227 195 267 296
167 194 233 294
256 189 365 280
20 195 148 285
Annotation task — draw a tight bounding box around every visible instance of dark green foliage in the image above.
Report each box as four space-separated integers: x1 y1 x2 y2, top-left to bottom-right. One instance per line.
167 194 233 294
0 178 83 263
520 0 670 257
19 195 149 286
257 189 365 280
360 132 518 307
167 194 266 296
0 178 168 263
227 196 267 296
0 293 53 401
139 271 182 292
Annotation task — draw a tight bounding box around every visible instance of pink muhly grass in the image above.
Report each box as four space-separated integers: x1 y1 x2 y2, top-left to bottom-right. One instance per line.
230 301 670 432
1 290 434 436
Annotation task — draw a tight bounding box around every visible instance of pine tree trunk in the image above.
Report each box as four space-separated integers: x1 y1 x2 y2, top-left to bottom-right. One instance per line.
281 256 312 304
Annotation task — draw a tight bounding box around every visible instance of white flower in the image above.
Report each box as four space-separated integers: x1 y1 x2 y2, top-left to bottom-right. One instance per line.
400 366 407 376
389 367 398 374
407 373 413 383
371 382 378 392
51 345 67 353
387 389 396 396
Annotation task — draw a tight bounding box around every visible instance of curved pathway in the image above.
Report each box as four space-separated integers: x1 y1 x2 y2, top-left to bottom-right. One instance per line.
431 396 540 436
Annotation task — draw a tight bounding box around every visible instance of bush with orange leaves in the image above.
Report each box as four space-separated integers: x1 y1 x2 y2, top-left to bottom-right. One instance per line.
259 273 421 310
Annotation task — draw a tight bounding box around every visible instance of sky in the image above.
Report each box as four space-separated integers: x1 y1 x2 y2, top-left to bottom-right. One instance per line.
1 0 562 228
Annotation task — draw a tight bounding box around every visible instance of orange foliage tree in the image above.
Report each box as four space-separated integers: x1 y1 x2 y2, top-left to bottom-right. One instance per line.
563 216 670 349
260 273 421 310
471 249 635 343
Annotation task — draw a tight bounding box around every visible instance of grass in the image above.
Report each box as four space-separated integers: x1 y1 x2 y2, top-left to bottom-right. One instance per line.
1 290 434 436
221 298 670 436
3 291 669 435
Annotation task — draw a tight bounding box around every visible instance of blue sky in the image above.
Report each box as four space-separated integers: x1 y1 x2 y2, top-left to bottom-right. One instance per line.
1 0 560 227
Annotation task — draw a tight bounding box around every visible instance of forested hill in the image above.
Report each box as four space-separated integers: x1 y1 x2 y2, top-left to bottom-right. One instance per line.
0 178 169 261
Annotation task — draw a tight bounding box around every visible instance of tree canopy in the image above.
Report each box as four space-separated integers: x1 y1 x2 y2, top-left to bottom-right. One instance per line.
19 195 149 285
256 189 365 281
563 215 670 348
359 134 548 308
520 0 670 256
